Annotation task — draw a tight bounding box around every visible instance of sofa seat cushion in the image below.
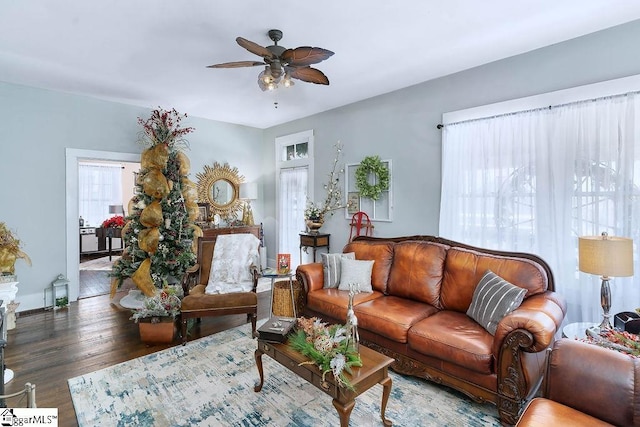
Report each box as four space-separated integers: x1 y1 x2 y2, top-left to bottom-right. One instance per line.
354 296 438 343
408 311 494 374
306 288 383 321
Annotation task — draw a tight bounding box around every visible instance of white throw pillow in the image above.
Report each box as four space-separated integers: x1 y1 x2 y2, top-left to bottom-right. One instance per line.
322 252 356 289
338 258 374 293
466 270 526 335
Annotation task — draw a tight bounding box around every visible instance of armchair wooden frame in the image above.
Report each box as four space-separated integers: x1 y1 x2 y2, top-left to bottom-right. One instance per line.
180 227 260 344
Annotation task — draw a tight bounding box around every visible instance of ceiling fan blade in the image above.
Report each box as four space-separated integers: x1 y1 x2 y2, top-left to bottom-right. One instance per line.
281 47 334 67
207 61 265 68
236 37 275 60
289 67 330 85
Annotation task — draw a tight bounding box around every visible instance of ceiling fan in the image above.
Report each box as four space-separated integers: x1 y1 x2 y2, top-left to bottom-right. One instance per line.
207 29 334 91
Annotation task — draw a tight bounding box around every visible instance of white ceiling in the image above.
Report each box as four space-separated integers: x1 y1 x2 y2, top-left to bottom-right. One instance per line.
2 1 640 129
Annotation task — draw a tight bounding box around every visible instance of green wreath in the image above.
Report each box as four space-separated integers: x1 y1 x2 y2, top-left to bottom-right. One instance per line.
355 156 389 200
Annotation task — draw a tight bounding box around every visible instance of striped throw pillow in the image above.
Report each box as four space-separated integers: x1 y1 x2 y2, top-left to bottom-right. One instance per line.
466 270 527 335
322 252 356 288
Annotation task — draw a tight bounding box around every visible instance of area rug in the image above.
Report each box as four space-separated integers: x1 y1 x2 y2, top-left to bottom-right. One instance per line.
68 322 500 426
79 256 120 271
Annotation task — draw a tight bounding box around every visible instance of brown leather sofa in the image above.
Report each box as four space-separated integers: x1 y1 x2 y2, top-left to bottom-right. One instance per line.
516 338 640 426
296 235 567 425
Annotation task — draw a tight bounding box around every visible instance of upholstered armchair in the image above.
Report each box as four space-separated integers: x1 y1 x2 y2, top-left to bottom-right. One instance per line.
516 338 640 426
180 229 261 344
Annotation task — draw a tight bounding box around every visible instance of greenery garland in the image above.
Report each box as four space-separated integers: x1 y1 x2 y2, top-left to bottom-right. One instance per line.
355 155 389 200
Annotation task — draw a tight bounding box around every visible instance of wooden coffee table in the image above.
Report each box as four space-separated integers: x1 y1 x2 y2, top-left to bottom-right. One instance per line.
254 339 393 426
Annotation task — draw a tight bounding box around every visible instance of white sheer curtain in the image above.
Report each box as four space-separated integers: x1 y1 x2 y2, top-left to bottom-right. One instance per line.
440 93 640 324
279 166 308 271
79 163 123 227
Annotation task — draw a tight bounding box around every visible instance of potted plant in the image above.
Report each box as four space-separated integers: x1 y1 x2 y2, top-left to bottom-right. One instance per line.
130 284 183 344
0 222 31 277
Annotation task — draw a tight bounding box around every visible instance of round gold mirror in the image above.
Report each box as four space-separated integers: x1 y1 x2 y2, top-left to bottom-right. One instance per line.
196 162 244 220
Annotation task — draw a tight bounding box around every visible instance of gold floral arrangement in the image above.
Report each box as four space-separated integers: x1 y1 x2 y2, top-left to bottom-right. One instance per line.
289 317 362 390
0 222 31 275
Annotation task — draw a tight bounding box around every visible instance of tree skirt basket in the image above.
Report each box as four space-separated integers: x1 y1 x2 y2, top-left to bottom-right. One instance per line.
138 317 177 344
272 280 304 318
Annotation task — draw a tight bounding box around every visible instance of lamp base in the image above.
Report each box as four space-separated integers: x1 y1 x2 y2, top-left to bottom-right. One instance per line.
599 276 613 330
242 202 254 226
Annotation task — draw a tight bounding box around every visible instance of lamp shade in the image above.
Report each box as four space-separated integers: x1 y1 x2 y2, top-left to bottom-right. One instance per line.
109 204 124 214
579 234 634 277
239 182 258 200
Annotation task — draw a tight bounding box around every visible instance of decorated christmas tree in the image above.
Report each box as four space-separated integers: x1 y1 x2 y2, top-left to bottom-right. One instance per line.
110 108 202 297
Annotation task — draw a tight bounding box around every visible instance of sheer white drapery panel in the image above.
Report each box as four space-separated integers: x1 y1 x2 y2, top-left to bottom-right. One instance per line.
79 163 123 227
440 93 640 324
278 166 308 271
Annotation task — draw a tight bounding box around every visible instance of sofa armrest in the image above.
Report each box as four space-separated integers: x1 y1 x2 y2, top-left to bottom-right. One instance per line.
544 338 640 426
493 292 567 356
491 291 567 423
296 263 324 294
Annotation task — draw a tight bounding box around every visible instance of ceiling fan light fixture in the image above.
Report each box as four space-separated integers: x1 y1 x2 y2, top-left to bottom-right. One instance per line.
210 29 332 92
261 66 272 84
282 71 294 88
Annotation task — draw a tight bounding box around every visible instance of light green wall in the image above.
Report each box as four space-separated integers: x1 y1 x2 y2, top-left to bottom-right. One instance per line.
3 19 640 311
0 82 262 311
262 19 640 253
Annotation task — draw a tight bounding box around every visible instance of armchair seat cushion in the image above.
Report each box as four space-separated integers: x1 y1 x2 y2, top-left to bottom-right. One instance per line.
408 311 494 374
354 296 438 343
182 291 257 312
516 398 614 427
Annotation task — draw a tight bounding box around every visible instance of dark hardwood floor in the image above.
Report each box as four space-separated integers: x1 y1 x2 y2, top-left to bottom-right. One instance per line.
3 291 272 426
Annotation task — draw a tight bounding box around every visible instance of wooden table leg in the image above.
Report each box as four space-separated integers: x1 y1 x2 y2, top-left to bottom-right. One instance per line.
332 399 355 427
380 375 392 426
254 348 264 392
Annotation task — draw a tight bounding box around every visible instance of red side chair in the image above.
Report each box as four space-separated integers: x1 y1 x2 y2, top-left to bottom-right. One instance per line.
349 211 374 241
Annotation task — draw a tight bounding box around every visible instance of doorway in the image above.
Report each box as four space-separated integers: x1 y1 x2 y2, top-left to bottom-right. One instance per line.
65 149 140 303
77 159 139 298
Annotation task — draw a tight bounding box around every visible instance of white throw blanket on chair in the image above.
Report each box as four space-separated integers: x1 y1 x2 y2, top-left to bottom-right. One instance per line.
205 233 260 294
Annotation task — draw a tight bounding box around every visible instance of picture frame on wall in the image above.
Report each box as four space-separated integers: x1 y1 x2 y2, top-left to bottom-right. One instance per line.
347 192 360 215
197 203 210 223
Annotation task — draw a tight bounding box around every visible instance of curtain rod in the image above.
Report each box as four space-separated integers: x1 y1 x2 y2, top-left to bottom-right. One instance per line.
436 89 640 129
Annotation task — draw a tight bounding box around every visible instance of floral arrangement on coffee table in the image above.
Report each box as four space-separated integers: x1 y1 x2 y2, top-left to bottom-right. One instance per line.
289 317 362 390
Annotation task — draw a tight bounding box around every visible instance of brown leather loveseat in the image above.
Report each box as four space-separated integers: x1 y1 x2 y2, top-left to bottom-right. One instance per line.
296 235 567 425
516 338 640 426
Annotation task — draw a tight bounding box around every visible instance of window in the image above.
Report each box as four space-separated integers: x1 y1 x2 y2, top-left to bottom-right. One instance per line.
79 162 123 227
440 89 640 324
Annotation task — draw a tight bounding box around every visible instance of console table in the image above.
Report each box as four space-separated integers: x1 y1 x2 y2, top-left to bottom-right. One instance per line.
299 232 330 263
95 227 123 260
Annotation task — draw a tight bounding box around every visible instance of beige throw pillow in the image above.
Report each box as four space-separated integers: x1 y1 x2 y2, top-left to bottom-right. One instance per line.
338 258 374 293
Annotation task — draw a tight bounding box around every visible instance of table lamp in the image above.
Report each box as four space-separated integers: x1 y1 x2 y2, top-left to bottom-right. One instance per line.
578 232 634 330
239 182 258 225
109 204 124 215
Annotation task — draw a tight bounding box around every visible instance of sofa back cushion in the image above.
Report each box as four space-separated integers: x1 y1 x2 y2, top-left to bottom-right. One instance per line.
441 247 549 312
387 241 448 308
343 240 394 294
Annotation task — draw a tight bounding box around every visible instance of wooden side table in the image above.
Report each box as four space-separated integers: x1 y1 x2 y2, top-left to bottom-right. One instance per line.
299 232 330 263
